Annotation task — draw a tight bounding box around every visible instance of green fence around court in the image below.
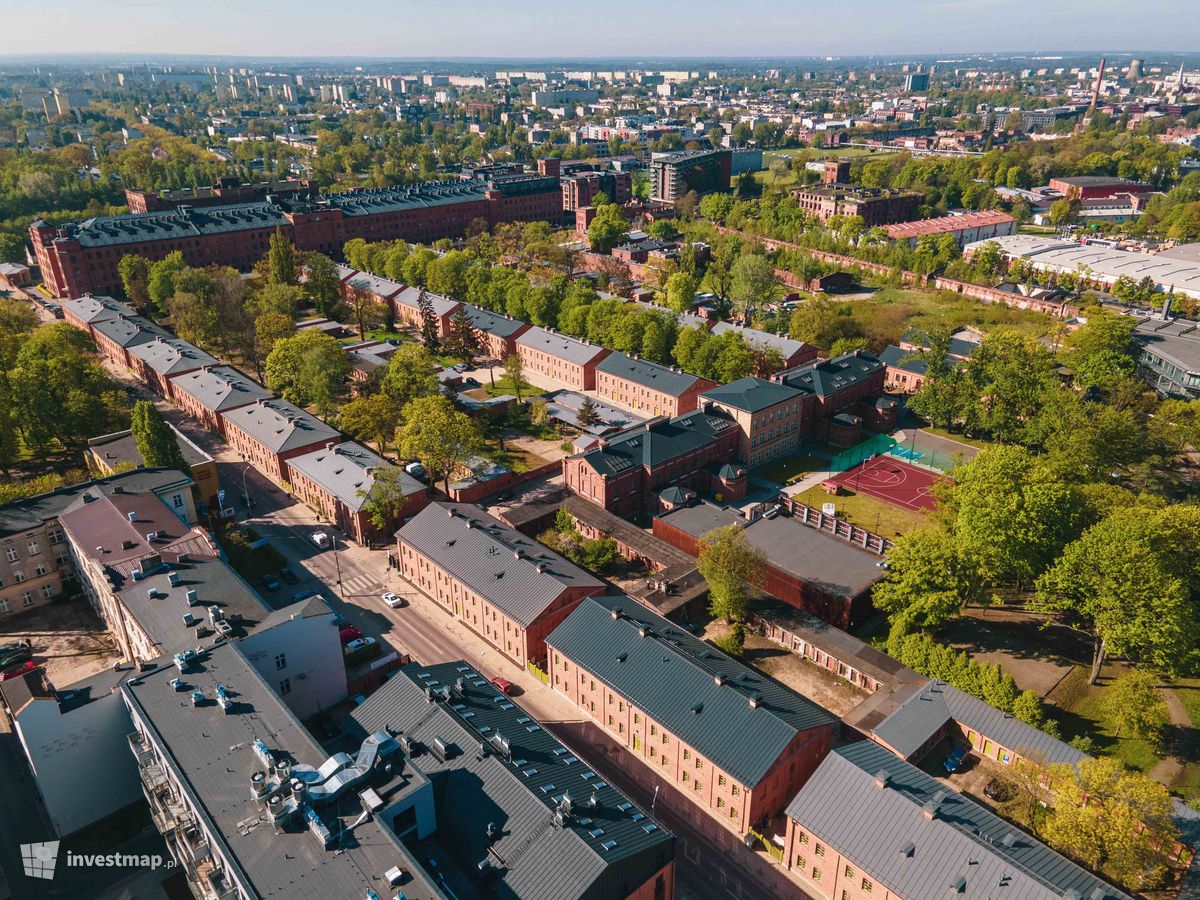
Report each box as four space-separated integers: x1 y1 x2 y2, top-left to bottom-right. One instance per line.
828 432 951 475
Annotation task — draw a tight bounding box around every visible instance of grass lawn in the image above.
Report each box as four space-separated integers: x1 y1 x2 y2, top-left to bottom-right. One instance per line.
756 453 828 485
485 375 545 398
792 483 928 539
1050 666 1162 775
843 285 1055 341
363 328 415 344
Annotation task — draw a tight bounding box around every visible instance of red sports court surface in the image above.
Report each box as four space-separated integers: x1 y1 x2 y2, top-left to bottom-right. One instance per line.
830 456 942 512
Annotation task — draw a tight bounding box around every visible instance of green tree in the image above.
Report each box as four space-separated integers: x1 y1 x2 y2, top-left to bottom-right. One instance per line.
264 330 349 413
728 254 776 319
417 289 440 351
397 394 483 493
697 525 765 624
267 228 297 285
664 271 699 313
130 400 188 472
304 252 342 317
146 251 188 316
1100 671 1169 740
343 287 385 339
1062 309 1137 390
587 203 629 253
117 255 152 314
379 344 440 413
873 527 975 636
356 466 419 536
576 395 601 428
443 307 483 365
1034 505 1200 683
339 392 402 455
502 353 526 401
1048 198 1079 227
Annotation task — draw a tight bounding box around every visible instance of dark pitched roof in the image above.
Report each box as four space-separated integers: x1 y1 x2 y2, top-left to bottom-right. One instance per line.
701 376 805 413
348 661 674 900
396 503 602 627
88 427 209 472
127 336 219 375
462 304 527 338
287 442 423 511
547 595 836 787
879 345 929 375
575 410 737 476
516 327 608 366
777 350 884 397
596 353 705 397
786 741 1128 900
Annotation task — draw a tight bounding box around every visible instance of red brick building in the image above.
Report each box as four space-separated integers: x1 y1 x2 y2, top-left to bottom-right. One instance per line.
546 594 837 836
124 176 315 213
169 365 274 437
287 441 427 547
32 174 564 298
220 398 343 486
1047 175 1154 200
561 170 633 212
563 409 743 520
790 185 922 227
515 326 610 391
595 353 717 418
395 502 604 667
126 336 219 400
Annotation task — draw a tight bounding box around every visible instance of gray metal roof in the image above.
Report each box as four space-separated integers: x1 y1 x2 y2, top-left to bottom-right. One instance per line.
0 468 194 537
220 399 341 453
122 642 446 900
66 202 290 249
348 661 674 900
396 503 602 628
546 595 836 787
786 741 1129 900
91 315 170 349
701 376 805 413
87 427 210 471
170 365 275 413
342 269 404 298
516 327 609 366
392 286 460 317
710 322 809 359
60 295 136 324
872 680 1089 767
596 353 705 397
286 441 424 511
462 304 528 338
127 336 219 375
657 503 884 601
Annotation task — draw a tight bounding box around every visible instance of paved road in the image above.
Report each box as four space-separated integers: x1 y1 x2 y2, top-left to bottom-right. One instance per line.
111 366 810 900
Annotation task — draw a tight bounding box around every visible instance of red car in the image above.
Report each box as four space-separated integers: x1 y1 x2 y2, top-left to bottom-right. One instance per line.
1 661 36 681
338 626 362 645
490 677 515 695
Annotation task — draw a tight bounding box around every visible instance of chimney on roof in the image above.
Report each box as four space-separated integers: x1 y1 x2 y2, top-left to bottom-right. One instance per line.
610 606 623 620
873 769 890 789
325 441 335 451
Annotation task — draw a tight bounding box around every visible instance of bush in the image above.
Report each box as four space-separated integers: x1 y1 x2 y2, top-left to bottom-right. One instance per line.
712 623 746 657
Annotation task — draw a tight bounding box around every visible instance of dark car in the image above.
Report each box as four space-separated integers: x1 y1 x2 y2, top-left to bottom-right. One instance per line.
259 573 280 591
278 567 299 586
983 778 1016 803
943 747 968 774
0 646 31 669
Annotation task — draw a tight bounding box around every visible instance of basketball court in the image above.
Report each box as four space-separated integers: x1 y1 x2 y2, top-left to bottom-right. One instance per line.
829 456 943 512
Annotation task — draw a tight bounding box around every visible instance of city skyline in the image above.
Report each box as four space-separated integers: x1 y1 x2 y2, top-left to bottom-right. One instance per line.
2 0 1198 59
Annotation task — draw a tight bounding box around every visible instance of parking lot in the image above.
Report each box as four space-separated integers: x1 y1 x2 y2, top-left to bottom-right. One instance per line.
0 597 120 687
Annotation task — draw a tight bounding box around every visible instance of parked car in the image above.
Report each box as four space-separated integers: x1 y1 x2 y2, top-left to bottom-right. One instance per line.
0 646 31 670
1 660 36 681
259 573 280 591
490 677 515 695
983 778 1016 803
311 531 332 550
381 592 405 609
339 626 363 645
942 747 968 774
404 462 426 479
463 377 480 387
343 637 377 654
279 567 299 585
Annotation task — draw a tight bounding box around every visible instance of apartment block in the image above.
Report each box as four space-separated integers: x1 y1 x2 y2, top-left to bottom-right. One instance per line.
220 398 342 485
516 326 611 391
546 595 837 835
169 365 275 436
127 336 219 399
395 502 604 667
595 353 718 418
790 185 922 227
700 377 814 468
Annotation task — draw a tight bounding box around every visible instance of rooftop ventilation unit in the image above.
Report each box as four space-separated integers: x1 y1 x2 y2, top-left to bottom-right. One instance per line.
873 769 890 789
216 684 233 713
429 737 452 763
396 732 418 757
168 572 181 587
190 689 204 706
169 677 185 691
186 589 200 606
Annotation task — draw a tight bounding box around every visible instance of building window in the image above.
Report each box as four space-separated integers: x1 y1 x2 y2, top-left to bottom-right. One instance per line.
812 868 821 882
41 585 53 600
731 785 741 797
683 749 690 761
863 878 873 893
12 571 24 584
815 843 825 857
279 678 291 695
21 592 34 606
275 654 287 670
34 564 47 577
718 775 726 787
5 546 17 562
172 495 184 508
730 806 738 819
682 771 689 784
844 865 855 879
27 541 39 555
717 798 725 809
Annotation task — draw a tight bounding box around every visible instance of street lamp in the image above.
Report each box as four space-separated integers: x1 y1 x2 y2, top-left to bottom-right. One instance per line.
241 464 252 513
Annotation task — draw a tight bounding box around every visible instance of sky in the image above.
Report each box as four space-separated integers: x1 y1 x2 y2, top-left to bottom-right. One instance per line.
2 0 1197 59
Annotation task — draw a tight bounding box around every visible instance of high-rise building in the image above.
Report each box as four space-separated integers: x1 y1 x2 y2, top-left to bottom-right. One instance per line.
649 148 732 203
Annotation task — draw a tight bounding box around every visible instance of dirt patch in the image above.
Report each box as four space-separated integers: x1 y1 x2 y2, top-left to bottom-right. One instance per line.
701 620 867 716
0 597 119 687
939 605 1082 697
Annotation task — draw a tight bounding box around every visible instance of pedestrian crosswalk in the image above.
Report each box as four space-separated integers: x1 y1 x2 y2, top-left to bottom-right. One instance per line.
338 573 383 598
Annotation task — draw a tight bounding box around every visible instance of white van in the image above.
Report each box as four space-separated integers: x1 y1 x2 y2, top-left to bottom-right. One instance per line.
311 531 332 550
